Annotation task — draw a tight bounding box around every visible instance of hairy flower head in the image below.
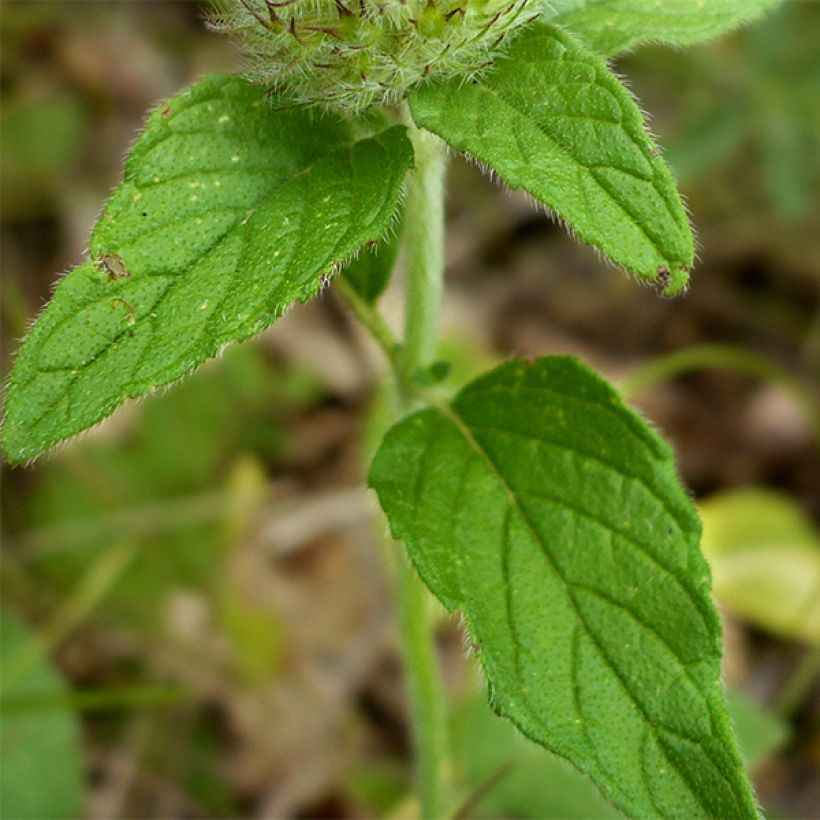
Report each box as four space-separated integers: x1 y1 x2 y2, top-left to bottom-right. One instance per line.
211 0 540 111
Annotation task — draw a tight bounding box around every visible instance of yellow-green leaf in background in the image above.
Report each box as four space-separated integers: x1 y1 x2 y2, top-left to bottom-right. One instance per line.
701 488 820 644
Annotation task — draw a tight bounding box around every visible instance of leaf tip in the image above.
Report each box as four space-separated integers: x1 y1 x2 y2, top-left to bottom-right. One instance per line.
657 264 690 298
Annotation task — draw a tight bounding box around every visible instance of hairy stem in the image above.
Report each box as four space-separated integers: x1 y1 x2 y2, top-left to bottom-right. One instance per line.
397 117 450 819
396 550 449 819
335 114 450 818
402 116 447 391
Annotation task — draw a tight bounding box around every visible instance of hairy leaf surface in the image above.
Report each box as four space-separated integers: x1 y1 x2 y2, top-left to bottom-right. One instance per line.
409 24 692 294
371 357 757 818
549 0 781 56
2 76 411 462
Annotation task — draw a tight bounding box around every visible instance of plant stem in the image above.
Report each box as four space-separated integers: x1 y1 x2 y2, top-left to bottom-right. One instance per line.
396 552 449 819
334 275 405 376
450 756 520 820
0 685 191 715
397 115 450 819
335 114 450 818
620 343 820 447
401 115 447 393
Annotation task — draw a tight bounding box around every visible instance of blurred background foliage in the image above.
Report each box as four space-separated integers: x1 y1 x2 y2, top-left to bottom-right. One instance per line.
1 1 818 818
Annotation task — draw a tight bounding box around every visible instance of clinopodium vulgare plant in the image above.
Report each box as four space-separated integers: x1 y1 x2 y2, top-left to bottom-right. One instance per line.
2 1 783 817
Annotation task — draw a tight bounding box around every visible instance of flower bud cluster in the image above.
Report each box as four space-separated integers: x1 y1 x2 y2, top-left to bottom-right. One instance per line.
211 0 539 111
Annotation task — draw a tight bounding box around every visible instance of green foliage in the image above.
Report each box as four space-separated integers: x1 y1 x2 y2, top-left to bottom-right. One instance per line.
2 75 411 463
549 0 781 56
1 3 789 815
371 357 756 818
630 1 820 222
342 217 403 305
454 692 622 819
701 489 820 644
409 24 693 294
455 684 786 818
725 690 789 770
0 612 85 820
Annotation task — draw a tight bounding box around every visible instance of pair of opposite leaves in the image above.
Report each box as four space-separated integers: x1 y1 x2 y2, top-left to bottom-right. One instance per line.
3 21 698 461
5 0 782 457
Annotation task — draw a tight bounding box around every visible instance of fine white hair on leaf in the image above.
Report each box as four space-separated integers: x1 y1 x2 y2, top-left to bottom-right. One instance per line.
451 147 690 295
211 0 542 113
6 222 400 463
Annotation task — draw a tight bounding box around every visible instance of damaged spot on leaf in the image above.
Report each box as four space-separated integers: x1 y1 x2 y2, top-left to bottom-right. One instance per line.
97 253 131 280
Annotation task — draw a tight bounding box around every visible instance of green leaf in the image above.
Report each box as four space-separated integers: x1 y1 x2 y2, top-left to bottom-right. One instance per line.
455 690 623 819
700 488 820 644
2 75 412 463
0 612 85 820
549 0 782 56
725 690 789 770
342 209 403 304
454 685 783 818
409 24 693 294
370 356 757 818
